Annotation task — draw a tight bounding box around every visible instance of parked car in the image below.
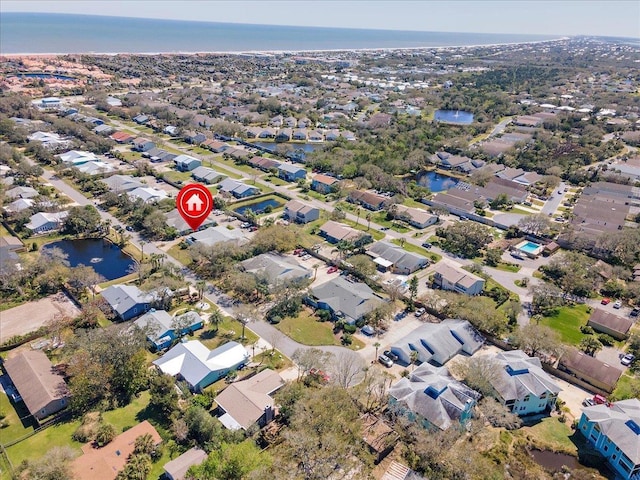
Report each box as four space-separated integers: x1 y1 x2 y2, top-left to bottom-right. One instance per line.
327 266 338 274
630 308 640 318
384 350 399 362
421 242 432 248
414 307 425 317
378 354 393 368
593 394 608 405
380 227 390 231
613 300 622 309
601 298 611 305
621 354 636 366
361 325 375 336
293 248 303 255
125 225 134 231
582 398 595 407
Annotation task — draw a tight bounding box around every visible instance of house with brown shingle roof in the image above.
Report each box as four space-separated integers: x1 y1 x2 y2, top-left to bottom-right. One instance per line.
319 220 372 246
311 174 339 194
558 348 622 393
347 190 389 211
3 350 70 422
215 369 284 430
587 308 634 340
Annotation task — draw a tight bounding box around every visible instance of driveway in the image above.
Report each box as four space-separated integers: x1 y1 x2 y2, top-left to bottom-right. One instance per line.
492 212 527 228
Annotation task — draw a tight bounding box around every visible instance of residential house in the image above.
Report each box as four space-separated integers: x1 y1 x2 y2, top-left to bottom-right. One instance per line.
558 348 622 393
361 414 398 464
110 131 135 144
3 350 70 422
431 152 472 171
578 399 640 480
479 178 529 203
283 116 297 127
292 128 308 140
191 166 226 184
186 225 249 247
257 127 276 139
72 421 162 480
4 198 34 214
366 241 428 274
218 178 260 198
588 308 634 340
127 187 168 203
297 117 312 128
392 206 438 229
307 276 384 324
308 130 324 142
166 208 217 235
135 309 204 351
488 350 561 416
216 369 285 430
275 128 292 142
133 114 149 124
319 220 372 246
164 125 178 136
101 284 153 321
389 363 480 430
278 163 307 182
248 156 281 172
58 150 99 166
101 174 144 193
132 137 155 152
174 154 202 172
202 139 228 153
163 448 208 480
240 252 311 289
269 115 283 127
184 131 207 145
311 174 339 193
76 161 115 176
27 131 71 149
390 319 484 366
94 124 113 135
153 340 250 391
433 263 485 296
25 211 68 234
325 129 340 141
348 190 389 211
5 185 38 199
284 200 320 224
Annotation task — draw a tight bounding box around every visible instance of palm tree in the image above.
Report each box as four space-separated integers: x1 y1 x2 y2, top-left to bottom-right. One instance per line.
374 342 381 362
366 213 372 231
195 280 206 301
209 307 223 333
410 350 419 371
313 264 320 281
355 207 361 226
139 240 146 262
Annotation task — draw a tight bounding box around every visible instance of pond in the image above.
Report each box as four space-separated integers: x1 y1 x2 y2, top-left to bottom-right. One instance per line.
529 449 583 473
414 170 460 192
42 238 135 281
14 72 76 81
233 198 283 215
434 109 474 124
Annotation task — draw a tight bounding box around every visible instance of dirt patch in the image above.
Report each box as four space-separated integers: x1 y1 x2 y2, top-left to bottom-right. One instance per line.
0 293 80 343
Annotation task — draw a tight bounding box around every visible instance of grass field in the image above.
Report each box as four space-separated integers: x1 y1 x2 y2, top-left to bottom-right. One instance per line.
0 392 36 445
275 309 364 351
167 243 192 266
611 374 640 401
340 219 385 241
162 170 192 184
539 304 591 345
518 417 577 454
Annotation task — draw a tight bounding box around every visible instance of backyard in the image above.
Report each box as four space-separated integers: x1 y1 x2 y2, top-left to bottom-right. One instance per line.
539 304 591 345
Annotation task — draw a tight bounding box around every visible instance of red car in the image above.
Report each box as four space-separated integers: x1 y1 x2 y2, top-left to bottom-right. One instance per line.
293 248 303 255
601 298 611 305
327 266 338 274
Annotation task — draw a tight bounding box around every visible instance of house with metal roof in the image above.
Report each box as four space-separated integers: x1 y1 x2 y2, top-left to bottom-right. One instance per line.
101 174 144 193
390 319 484 366
578 399 640 480
3 350 70 423
135 309 204 351
240 252 311 289
5 185 39 199
58 150 99 166
174 154 202 172
389 363 479 431
487 350 561 416
277 163 307 182
307 276 384 325
191 166 226 184
25 211 68 234
127 186 169 203
101 284 153 321
163 448 208 480
216 369 285 430
153 340 250 391
367 241 428 275
186 225 249 247
218 178 260 198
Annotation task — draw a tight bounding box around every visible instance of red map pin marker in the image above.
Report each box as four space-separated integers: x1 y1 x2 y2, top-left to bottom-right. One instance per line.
176 183 214 231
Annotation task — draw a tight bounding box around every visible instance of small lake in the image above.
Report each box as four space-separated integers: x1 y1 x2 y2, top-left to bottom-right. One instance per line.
234 198 283 215
414 170 460 192
434 109 474 124
529 450 582 473
42 238 135 281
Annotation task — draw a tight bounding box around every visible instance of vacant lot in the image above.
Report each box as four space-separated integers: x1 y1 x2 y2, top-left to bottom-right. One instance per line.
0 293 80 343
540 304 591 345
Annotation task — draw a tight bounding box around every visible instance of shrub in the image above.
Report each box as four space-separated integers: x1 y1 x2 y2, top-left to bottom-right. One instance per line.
95 423 117 447
343 324 357 334
269 315 282 324
341 333 353 346
597 333 616 347
316 310 331 322
580 325 595 335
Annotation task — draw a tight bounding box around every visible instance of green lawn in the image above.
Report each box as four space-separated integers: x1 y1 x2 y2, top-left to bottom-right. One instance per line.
0 392 36 445
167 244 192 267
539 304 591 345
518 417 577 454
401 197 428 209
494 262 521 273
214 156 260 176
276 309 336 346
201 163 241 179
162 170 192 184
390 239 442 263
264 175 289 186
195 316 259 351
306 190 328 202
340 219 385 241
611 374 640 401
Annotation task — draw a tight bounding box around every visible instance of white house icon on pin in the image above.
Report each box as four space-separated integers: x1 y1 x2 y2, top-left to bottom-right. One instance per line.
186 193 204 212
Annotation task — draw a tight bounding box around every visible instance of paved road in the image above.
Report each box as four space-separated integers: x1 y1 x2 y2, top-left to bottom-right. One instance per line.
541 182 567 216
487 117 513 138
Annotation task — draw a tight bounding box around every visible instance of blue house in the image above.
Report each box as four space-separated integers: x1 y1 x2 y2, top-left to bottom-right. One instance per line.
134 309 204 351
389 363 480 431
578 399 640 480
174 154 202 172
277 163 307 182
153 340 250 392
101 284 153 321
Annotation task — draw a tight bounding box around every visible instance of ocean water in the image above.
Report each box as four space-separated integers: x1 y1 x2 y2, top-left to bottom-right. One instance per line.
0 13 558 54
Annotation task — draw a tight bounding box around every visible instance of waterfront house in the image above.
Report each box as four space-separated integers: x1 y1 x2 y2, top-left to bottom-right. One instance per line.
135 309 204 351
3 350 70 423
307 276 384 325
277 163 307 182
153 340 250 391
25 211 68 234
101 284 153 321
311 174 339 193
389 363 480 430
292 128 308 140
174 154 202 172
284 199 320 224
433 263 484 296
275 128 292 142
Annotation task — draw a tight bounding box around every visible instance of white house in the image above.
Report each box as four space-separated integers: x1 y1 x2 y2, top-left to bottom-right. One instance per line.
127 187 168 203
25 211 68 234
433 263 484 296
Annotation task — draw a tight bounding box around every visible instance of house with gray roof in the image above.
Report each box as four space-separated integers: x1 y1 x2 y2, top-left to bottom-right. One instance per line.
127 187 168 203
101 284 153 321
4 198 35 213
367 241 428 274
166 208 217 235
487 350 561 416
240 253 311 289
578 399 640 480
393 206 438 229
102 174 144 193
186 225 249 247
153 340 250 391
284 200 320 224
390 319 484 366
25 211 68 234
319 220 372 246
191 166 226 184
163 448 207 480
307 276 384 324
134 309 204 351
3 350 70 423
277 163 307 182
218 178 260 198
174 154 202 172
433 263 484 296
389 363 479 431
5 185 38 200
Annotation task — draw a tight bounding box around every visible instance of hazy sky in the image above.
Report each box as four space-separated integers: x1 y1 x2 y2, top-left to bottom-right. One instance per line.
3 1 639 38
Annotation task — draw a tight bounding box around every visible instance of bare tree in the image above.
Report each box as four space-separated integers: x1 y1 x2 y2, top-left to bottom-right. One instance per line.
331 351 366 389
517 213 552 236
448 355 501 398
291 347 333 380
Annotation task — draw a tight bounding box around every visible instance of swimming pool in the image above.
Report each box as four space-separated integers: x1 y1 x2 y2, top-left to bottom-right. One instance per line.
515 240 544 257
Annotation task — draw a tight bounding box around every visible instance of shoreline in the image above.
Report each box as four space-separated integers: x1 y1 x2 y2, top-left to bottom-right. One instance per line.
0 36 570 58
